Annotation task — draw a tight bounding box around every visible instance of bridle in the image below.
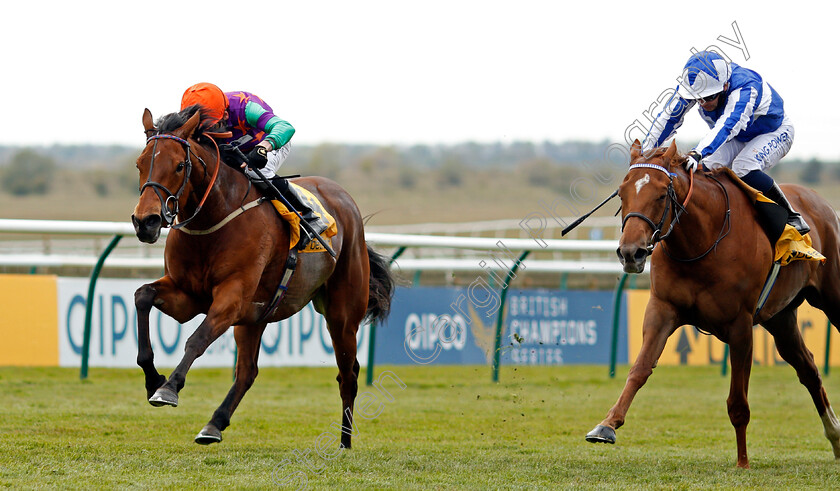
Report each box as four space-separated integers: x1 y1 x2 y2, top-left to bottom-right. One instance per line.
621 163 731 262
140 133 221 229
621 163 687 254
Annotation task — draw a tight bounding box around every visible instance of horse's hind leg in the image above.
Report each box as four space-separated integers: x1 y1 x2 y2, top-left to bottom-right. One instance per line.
764 307 840 460
321 302 365 449
195 323 267 445
318 255 368 449
135 277 202 400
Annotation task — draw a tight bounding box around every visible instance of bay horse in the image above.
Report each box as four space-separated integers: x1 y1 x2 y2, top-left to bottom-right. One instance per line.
585 140 840 467
130 107 394 447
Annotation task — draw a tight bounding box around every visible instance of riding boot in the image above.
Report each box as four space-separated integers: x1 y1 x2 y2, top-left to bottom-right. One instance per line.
764 182 810 235
268 177 330 247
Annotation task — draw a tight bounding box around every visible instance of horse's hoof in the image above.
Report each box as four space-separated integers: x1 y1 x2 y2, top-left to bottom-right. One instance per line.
145 374 167 399
585 424 616 444
195 424 222 445
148 387 179 407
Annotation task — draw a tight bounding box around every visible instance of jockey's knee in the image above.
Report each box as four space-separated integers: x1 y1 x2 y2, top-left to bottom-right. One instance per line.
740 170 774 193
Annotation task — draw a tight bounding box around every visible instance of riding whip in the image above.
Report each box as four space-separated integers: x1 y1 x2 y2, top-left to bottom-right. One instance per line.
561 189 618 236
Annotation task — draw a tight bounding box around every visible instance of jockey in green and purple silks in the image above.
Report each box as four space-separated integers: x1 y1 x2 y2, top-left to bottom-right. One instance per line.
181 82 327 244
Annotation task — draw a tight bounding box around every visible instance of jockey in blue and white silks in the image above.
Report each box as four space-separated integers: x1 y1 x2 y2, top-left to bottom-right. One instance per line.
642 51 808 234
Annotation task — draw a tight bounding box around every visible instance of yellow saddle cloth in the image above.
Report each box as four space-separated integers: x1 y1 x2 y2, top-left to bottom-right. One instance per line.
270 183 338 252
754 193 825 266
773 224 826 266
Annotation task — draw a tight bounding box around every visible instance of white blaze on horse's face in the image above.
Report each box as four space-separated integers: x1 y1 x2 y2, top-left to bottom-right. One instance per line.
634 174 651 194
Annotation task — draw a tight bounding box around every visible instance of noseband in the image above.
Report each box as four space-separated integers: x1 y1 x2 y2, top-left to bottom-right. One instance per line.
141 133 220 229
621 163 687 255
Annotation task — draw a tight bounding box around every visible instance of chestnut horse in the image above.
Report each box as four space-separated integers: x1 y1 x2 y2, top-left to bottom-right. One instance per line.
131 107 394 447
585 140 840 467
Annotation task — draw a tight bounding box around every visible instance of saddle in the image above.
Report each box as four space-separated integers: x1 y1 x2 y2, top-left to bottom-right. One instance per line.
723 169 824 266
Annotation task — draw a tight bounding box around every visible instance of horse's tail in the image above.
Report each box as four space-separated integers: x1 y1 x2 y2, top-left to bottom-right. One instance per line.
365 244 395 325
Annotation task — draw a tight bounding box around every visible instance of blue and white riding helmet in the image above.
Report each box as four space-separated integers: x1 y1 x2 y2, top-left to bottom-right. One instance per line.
679 51 731 100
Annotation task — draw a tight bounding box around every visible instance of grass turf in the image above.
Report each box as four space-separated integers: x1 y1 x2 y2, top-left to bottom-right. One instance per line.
0 364 838 489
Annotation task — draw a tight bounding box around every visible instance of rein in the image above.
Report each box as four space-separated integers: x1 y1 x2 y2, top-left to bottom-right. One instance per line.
141 133 223 230
622 163 730 261
662 173 731 262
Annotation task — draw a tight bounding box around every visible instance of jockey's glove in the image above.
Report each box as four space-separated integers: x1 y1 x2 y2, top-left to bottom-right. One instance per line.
686 151 702 173
247 146 269 169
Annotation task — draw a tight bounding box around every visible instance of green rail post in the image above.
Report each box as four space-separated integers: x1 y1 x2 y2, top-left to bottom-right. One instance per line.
722 344 729 376
233 345 238 381
366 246 406 386
825 320 832 376
491 250 530 383
80 235 123 380
609 273 629 378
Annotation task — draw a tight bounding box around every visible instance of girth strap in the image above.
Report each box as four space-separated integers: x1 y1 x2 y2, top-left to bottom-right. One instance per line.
256 249 298 324
754 260 782 316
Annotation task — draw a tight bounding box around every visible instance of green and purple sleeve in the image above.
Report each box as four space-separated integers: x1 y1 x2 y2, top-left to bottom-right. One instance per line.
244 101 295 149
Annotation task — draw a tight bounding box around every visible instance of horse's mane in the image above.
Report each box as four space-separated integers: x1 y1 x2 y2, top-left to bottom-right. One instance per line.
154 105 246 175
156 105 218 138
635 145 685 164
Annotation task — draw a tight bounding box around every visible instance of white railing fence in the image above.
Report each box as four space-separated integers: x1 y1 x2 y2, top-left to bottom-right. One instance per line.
0 218 630 274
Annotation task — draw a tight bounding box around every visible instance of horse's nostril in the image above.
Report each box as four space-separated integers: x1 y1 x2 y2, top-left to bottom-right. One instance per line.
633 248 648 261
146 215 161 229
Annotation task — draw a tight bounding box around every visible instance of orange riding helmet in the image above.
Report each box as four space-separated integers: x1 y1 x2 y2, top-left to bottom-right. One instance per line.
180 83 228 124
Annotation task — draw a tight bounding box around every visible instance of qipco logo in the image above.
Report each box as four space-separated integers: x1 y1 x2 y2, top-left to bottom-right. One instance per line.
403 313 467 364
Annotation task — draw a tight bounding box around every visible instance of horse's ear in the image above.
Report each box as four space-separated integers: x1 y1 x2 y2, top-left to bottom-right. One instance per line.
174 110 202 140
142 108 156 138
663 140 678 162
630 139 642 162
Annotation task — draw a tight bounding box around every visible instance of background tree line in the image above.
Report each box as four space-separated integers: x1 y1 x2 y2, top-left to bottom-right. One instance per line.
0 142 837 197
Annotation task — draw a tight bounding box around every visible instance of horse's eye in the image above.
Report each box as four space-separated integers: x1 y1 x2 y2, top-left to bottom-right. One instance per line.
657 194 666 201
176 162 185 172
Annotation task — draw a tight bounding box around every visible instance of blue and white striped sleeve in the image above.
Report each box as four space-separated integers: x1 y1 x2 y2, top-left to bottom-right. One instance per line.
695 86 757 157
643 90 693 153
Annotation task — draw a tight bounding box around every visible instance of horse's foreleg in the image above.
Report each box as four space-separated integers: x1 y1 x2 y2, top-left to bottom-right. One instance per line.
135 277 201 399
195 323 267 445
586 299 677 444
149 281 246 408
765 308 840 460
725 322 754 469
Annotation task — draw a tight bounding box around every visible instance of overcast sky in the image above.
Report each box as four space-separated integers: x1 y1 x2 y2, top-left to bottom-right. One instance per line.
2 1 836 160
